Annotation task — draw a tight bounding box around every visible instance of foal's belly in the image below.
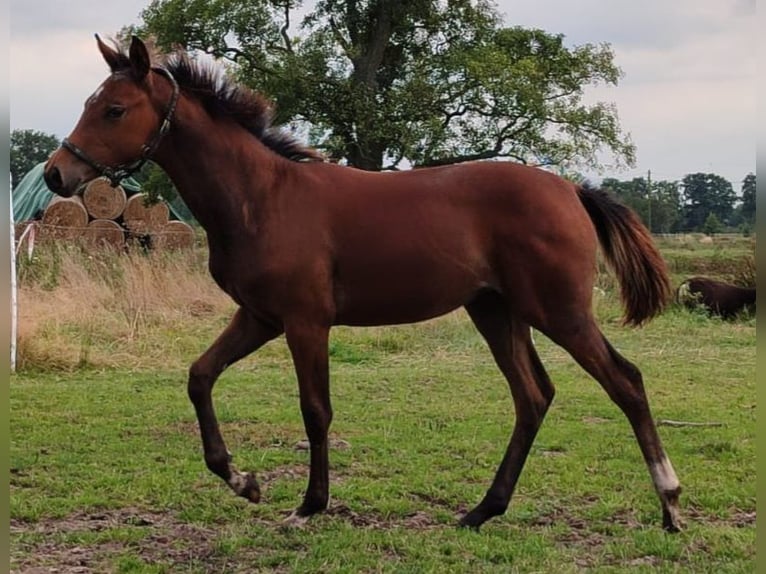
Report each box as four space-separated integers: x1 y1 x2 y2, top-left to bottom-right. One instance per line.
329 222 494 326
333 288 475 326
331 262 490 327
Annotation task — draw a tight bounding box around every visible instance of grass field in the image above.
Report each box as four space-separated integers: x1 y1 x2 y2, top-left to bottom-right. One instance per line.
10 234 755 573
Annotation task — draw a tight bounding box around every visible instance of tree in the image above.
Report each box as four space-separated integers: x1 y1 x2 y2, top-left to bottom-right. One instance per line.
139 0 635 171
138 162 178 204
650 180 682 234
680 173 736 231
602 176 649 221
739 173 755 226
601 176 680 233
702 212 722 236
10 129 60 187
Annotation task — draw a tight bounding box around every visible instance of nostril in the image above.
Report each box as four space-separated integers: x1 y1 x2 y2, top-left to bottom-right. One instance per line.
44 166 63 192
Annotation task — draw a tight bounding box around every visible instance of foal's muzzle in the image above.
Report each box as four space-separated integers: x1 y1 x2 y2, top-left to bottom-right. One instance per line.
43 165 65 195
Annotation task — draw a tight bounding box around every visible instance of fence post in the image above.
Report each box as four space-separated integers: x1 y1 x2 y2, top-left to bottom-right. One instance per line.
10 173 17 372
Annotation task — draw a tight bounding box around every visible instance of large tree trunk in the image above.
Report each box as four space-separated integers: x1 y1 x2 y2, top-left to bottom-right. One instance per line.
344 0 406 171
346 138 386 171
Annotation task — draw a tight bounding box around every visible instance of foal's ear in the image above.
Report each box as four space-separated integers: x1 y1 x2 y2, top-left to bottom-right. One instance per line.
96 34 124 72
128 36 151 81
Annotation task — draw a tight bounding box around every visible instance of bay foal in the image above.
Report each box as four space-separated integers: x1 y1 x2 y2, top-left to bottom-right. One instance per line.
43 36 682 531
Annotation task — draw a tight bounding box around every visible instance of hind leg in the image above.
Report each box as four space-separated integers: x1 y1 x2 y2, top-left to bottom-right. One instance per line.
460 292 555 530
546 316 682 532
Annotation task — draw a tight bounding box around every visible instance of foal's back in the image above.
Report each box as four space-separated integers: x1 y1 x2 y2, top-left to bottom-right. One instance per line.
293 160 598 328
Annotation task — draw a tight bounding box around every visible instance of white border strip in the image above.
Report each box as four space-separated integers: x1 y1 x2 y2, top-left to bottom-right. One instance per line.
10 173 17 372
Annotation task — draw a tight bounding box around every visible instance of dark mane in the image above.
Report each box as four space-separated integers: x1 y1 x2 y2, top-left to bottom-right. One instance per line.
113 41 323 162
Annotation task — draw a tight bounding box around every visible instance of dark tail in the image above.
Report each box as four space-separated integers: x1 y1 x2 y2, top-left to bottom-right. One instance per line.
577 183 671 326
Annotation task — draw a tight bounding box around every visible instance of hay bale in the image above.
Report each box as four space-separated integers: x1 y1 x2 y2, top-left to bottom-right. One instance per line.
83 178 127 219
83 219 126 249
40 196 88 240
123 193 170 234
153 220 195 250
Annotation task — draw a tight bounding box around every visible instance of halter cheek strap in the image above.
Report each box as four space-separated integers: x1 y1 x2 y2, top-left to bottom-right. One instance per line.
61 67 180 187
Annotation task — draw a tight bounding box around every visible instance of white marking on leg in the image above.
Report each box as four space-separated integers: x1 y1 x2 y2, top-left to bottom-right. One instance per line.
650 457 679 493
228 471 249 495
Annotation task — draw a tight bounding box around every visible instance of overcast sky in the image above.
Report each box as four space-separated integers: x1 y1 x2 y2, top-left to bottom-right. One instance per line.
9 0 756 188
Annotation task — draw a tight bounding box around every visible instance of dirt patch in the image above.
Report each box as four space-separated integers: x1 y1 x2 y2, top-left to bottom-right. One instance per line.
685 504 756 528
323 503 440 530
13 499 753 572
529 505 607 549
11 509 235 574
11 502 442 573
258 464 307 486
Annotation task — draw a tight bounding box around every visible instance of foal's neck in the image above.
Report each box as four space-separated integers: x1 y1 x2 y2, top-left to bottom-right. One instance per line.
153 101 284 237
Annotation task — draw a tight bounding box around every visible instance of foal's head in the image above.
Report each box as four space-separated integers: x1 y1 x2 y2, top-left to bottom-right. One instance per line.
44 36 175 196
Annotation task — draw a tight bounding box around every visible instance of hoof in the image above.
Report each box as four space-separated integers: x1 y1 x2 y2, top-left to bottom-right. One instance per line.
230 472 261 503
241 473 261 503
662 511 683 533
457 513 483 532
281 510 311 529
661 491 683 533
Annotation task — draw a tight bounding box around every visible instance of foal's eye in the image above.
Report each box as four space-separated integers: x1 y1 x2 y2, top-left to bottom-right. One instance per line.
105 106 126 120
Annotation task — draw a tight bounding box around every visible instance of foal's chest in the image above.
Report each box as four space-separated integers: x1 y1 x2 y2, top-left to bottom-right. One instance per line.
206 242 298 308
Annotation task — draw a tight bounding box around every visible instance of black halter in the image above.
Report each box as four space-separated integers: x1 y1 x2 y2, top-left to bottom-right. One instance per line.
61 67 180 187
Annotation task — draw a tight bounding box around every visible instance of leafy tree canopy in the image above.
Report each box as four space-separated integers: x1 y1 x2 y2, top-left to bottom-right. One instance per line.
11 129 60 188
681 172 736 231
138 0 635 171
702 212 723 236
602 176 680 233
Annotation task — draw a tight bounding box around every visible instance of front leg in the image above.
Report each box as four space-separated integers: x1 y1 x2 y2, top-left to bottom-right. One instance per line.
188 308 282 502
284 321 333 519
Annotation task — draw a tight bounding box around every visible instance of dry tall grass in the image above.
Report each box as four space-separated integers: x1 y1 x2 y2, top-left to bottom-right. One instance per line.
734 249 756 288
16 242 235 371
15 241 474 374
15 233 755 372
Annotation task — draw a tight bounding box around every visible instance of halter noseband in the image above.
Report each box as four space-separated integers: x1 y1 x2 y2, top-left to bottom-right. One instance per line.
61 67 180 187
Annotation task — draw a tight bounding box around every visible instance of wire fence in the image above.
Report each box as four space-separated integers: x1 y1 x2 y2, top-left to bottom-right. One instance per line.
13 220 198 257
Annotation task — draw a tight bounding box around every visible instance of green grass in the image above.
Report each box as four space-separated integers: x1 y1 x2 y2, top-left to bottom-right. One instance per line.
11 299 755 572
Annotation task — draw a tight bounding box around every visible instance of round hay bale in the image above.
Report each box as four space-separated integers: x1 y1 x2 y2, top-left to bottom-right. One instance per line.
123 193 170 234
40 195 88 240
83 219 126 249
153 220 196 250
83 178 127 219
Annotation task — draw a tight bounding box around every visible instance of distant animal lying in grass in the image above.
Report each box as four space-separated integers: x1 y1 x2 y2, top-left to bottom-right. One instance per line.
676 276 755 318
